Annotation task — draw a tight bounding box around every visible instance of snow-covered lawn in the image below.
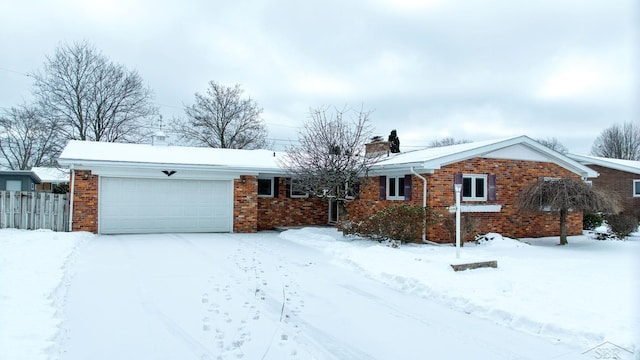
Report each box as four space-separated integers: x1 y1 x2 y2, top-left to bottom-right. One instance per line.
0 227 638 359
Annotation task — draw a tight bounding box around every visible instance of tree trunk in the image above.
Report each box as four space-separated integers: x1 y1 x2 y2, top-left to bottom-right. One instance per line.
559 208 568 245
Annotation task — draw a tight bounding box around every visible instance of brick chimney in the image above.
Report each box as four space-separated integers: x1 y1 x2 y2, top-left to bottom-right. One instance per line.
365 136 390 156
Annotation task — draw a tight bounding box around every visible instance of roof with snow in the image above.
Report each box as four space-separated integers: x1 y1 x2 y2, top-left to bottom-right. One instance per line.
31 167 70 182
58 140 285 173
58 136 598 178
567 154 640 175
370 135 597 178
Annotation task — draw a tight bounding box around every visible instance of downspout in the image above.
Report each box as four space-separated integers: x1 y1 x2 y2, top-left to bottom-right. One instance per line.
68 164 75 232
410 167 440 246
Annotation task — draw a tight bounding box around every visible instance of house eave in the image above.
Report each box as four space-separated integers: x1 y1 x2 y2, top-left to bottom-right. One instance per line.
57 158 287 177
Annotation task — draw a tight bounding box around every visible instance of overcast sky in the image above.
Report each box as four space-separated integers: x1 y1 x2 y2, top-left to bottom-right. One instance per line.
1 0 637 154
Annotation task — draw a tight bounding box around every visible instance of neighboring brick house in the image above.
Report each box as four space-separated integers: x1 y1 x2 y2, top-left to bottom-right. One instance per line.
346 136 598 243
567 154 640 219
57 139 328 234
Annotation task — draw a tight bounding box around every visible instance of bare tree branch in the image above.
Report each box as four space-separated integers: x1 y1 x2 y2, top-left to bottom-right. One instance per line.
31 40 158 143
428 137 472 148
591 122 640 160
0 104 62 169
171 81 267 149
282 105 379 207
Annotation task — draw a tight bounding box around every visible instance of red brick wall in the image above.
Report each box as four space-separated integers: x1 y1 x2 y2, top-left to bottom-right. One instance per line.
233 176 258 233
257 177 328 230
588 165 640 218
345 158 583 243
71 170 99 233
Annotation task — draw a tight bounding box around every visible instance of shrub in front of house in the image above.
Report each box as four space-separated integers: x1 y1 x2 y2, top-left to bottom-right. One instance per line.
583 212 603 230
339 205 433 243
605 214 639 239
441 212 480 247
52 182 69 194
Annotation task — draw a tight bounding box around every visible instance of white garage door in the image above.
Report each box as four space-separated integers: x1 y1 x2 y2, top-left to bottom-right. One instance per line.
99 177 233 234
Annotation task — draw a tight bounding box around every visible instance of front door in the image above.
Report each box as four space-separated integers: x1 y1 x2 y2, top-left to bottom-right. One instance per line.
329 199 339 224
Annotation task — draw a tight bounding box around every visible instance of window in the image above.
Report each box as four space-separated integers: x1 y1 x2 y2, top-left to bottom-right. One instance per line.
258 178 273 197
634 180 640 197
387 176 405 200
6 180 21 191
462 174 487 201
289 179 308 198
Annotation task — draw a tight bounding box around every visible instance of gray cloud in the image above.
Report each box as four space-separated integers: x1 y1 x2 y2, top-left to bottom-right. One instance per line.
0 0 636 155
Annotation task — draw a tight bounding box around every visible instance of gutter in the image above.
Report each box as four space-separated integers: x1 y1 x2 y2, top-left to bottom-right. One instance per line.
410 167 440 246
68 164 75 232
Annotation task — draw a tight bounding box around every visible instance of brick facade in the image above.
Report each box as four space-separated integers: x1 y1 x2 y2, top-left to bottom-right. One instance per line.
70 170 99 233
233 176 258 233
345 158 583 243
587 165 640 218
257 177 328 230
69 173 327 234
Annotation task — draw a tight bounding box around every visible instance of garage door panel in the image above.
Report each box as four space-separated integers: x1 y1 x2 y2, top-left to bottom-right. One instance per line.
100 177 232 234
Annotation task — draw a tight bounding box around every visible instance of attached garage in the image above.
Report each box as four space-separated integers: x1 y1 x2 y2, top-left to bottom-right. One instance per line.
99 177 233 234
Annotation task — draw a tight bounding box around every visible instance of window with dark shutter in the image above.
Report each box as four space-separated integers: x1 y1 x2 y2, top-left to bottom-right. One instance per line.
488 174 497 201
379 176 386 200
404 174 412 201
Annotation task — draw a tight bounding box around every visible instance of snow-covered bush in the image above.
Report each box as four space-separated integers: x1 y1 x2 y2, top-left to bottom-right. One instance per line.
339 205 434 243
582 212 603 230
605 214 639 239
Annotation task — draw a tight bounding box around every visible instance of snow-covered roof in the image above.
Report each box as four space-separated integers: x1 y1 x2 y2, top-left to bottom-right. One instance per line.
0 170 41 183
58 140 285 173
567 154 640 175
371 135 597 178
31 167 70 183
57 136 599 179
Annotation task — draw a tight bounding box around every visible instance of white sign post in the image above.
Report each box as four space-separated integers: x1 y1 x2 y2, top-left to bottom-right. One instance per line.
454 183 462 259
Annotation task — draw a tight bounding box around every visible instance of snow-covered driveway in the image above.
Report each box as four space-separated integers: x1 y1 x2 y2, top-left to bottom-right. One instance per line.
55 231 589 360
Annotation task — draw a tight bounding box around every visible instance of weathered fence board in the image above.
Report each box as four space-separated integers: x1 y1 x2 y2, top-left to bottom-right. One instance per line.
0 191 68 232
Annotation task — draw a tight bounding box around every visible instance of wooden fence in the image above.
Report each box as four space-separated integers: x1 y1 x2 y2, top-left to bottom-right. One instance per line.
0 191 69 232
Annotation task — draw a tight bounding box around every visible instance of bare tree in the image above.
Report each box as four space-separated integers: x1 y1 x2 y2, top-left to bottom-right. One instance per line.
590 122 640 160
0 104 61 170
535 137 569 154
516 178 620 245
427 137 472 148
282 105 379 212
32 40 158 143
172 81 267 149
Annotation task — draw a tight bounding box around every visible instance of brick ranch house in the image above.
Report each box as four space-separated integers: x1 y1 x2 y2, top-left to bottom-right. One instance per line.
567 154 640 219
58 135 597 240
347 136 598 242
57 137 328 234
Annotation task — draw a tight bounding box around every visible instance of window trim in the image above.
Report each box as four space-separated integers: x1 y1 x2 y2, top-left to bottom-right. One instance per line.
6 180 22 191
387 176 405 201
633 179 640 197
462 174 487 201
257 177 274 197
289 179 309 198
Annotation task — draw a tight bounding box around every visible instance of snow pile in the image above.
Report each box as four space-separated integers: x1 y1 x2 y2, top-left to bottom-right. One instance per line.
281 227 640 353
0 229 92 360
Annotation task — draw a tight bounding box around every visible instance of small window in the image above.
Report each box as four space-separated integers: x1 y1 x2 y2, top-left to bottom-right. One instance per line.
258 178 273 197
290 179 308 198
634 180 640 197
387 176 405 200
6 180 22 191
462 174 487 201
